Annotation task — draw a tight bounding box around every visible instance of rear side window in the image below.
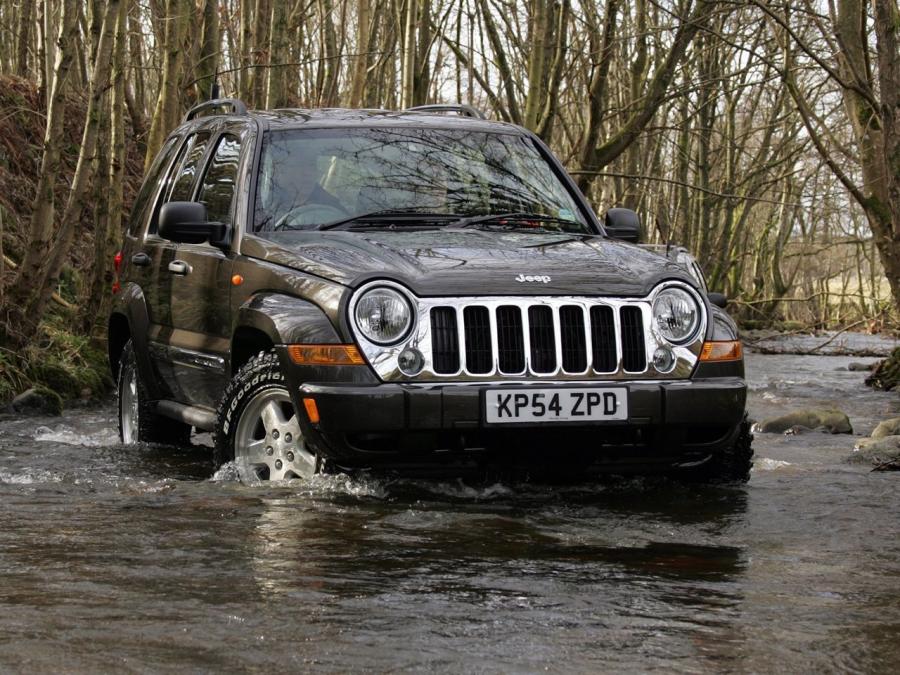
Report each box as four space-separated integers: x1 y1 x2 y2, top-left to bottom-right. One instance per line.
197 134 242 225
167 132 212 202
148 131 211 234
128 136 179 236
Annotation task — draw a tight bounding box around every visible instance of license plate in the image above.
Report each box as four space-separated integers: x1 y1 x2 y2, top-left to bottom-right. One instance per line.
484 387 628 424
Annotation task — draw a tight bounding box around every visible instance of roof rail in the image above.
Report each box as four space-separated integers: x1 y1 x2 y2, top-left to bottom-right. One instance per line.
183 98 248 123
405 103 486 120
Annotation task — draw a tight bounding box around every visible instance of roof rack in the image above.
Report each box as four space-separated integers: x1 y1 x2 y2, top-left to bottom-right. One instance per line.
183 98 248 123
405 103 486 120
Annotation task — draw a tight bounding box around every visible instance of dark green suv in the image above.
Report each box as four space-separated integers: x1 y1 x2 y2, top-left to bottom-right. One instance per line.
109 99 751 482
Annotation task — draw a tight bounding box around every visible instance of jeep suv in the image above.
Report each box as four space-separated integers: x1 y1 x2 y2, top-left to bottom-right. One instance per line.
109 99 751 482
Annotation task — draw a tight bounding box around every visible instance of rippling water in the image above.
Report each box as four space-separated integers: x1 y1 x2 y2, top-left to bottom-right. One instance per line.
1 352 899 672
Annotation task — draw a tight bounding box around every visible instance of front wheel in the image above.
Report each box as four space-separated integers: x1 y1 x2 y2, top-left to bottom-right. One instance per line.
214 351 319 481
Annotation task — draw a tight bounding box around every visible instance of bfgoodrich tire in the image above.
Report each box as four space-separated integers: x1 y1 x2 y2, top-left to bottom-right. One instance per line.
214 350 319 481
682 415 754 484
117 339 192 446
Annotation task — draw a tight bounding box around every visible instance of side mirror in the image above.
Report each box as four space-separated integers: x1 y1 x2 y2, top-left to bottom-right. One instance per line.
708 292 727 309
604 208 641 243
158 202 230 248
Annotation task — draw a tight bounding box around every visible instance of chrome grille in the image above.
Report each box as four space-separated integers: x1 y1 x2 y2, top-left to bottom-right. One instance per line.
350 281 707 383
428 299 656 378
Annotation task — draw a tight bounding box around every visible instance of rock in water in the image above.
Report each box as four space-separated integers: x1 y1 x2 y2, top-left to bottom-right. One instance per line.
3 387 63 416
872 418 900 440
849 436 900 466
847 362 874 372
755 408 853 434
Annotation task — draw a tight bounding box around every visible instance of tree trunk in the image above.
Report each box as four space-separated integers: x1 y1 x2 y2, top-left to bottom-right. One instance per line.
15 0 35 76
2 0 78 345
82 0 128 334
349 0 371 107
401 0 418 108
144 0 187 171
266 0 288 107
197 0 219 101
25 0 121 328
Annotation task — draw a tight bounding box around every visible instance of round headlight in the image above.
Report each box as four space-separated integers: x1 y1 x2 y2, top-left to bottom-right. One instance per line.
354 287 413 345
652 287 701 344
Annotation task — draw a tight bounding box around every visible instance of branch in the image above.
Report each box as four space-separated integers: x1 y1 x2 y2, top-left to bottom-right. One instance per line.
568 170 801 207
745 0 880 109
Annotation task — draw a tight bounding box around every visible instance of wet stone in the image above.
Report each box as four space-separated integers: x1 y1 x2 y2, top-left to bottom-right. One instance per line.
754 408 853 435
872 418 900 440
2 387 63 417
849 435 900 465
847 362 875 372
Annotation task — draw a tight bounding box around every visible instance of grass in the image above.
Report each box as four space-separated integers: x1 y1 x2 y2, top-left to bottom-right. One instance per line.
0 311 113 407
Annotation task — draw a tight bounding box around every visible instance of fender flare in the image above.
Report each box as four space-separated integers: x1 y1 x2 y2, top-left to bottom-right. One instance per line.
108 282 166 400
235 293 343 345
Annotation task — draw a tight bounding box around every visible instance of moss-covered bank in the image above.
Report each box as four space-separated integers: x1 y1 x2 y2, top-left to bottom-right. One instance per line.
866 346 900 392
0 313 113 408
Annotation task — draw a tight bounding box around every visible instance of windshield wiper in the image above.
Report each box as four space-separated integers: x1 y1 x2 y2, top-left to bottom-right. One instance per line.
450 212 579 231
317 208 459 231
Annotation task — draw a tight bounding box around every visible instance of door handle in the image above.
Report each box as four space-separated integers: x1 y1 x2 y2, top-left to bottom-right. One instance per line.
168 260 192 275
131 252 151 267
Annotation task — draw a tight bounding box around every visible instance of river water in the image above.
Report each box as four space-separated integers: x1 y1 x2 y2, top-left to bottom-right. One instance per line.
1 351 899 672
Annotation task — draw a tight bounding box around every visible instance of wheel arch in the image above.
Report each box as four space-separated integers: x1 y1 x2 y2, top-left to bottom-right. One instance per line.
232 293 344 378
108 312 131 380
231 326 275 376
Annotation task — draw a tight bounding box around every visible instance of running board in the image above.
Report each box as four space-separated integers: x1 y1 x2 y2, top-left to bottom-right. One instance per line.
156 400 217 431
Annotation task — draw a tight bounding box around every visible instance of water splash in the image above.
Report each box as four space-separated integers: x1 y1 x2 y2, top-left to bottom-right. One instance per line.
33 424 119 447
754 458 794 471
0 468 64 484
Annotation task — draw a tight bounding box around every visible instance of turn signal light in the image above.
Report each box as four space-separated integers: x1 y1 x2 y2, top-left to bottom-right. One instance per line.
287 344 365 365
303 397 320 424
699 340 743 362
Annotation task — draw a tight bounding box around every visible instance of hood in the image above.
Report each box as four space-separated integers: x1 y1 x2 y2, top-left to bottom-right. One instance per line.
241 229 692 298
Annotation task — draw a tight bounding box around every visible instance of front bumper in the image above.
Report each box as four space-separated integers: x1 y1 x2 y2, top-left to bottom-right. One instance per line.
294 377 747 474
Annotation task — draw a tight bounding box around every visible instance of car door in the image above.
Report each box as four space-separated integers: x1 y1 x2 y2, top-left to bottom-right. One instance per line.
134 130 213 398
168 129 246 408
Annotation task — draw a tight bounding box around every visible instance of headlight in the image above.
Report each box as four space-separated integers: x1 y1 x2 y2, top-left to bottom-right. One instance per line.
354 287 413 345
652 286 701 344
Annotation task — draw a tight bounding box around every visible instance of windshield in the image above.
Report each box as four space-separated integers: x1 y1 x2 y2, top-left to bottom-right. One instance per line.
253 127 593 234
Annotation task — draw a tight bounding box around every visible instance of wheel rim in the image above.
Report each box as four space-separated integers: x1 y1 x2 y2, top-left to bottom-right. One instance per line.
120 364 139 444
234 387 317 481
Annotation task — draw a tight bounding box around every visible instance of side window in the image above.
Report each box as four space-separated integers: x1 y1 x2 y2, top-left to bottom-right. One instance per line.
148 131 211 234
167 131 212 202
197 134 242 225
128 136 179 236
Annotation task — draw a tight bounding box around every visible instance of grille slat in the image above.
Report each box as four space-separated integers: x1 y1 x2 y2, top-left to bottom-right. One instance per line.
528 306 557 373
560 306 587 372
463 306 492 374
430 307 459 373
620 306 647 372
590 305 617 372
496 306 525 373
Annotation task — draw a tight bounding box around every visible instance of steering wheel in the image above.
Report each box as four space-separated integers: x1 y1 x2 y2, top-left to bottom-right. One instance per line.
274 203 347 230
